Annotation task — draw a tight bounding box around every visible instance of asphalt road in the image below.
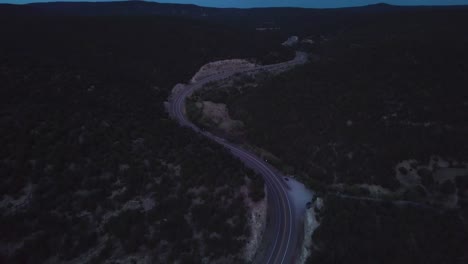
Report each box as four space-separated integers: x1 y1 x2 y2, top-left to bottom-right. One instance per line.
167 51 308 264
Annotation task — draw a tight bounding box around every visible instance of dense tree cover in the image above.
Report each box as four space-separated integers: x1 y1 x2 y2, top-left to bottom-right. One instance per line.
309 196 468 264
187 7 468 263
2 4 468 263
4 2 468 39
225 8 468 189
0 15 274 262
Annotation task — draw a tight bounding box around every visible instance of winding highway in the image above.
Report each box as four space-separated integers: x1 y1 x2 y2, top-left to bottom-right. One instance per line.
167 51 308 264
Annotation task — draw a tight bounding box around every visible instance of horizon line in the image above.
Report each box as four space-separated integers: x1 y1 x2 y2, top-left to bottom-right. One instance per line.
1 0 468 9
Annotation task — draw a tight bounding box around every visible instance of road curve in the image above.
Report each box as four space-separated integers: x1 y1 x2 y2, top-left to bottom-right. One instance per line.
167 52 308 264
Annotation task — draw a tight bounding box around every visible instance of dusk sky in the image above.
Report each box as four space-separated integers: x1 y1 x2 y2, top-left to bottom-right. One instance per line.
2 0 468 8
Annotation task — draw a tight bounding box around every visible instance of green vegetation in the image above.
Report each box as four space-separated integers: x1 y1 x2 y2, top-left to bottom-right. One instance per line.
189 7 468 264
226 8 468 189
2 3 468 263
0 15 275 263
309 196 468 264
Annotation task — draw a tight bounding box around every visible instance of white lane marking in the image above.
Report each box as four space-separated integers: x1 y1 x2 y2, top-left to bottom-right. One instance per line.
227 143 293 264
227 145 281 264
170 52 306 263
175 106 292 263
174 81 292 264
231 141 295 263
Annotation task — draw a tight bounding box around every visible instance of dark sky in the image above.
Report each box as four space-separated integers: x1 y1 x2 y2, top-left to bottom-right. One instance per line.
2 0 468 8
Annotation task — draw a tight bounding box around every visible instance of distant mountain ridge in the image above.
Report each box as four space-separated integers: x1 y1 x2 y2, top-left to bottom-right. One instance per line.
1 1 467 17
1 1 467 37
16 1 220 16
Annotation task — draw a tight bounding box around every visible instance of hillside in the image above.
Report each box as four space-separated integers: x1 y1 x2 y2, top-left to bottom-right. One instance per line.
2 2 468 263
193 6 468 264
0 15 286 263
2 1 468 36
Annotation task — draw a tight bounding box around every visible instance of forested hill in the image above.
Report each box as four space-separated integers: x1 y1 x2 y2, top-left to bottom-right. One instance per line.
185 6 468 264
0 14 280 263
2 1 468 35
225 7 468 190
